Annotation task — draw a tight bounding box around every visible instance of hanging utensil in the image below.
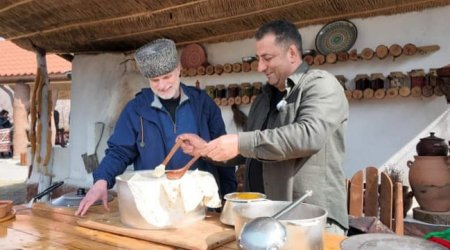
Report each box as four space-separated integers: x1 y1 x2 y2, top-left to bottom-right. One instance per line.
165 155 201 180
81 122 105 173
152 139 183 177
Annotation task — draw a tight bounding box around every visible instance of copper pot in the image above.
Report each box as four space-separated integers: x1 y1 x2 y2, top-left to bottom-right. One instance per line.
416 132 448 156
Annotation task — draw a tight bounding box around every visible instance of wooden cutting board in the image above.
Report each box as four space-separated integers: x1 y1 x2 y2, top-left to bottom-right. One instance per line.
77 212 235 250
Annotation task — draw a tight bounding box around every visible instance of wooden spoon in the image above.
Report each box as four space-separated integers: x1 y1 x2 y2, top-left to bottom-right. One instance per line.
166 155 201 180
152 139 183 177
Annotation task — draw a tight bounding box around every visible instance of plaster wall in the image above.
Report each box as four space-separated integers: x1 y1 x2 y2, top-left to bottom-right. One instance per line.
63 6 450 187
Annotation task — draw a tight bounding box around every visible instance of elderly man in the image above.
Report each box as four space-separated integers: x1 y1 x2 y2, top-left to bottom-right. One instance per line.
76 38 236 216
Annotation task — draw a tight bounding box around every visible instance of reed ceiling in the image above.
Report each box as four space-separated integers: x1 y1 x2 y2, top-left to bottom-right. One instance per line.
1 0 449 54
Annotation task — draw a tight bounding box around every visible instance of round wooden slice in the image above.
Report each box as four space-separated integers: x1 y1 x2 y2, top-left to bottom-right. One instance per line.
389 44 403 57
233 63 242 73
363 88 374 99
242 62 251 72
304 55 314 65
180 43 207 69
223 63 233 73
375 45 389 59
314 54 325 65
422 85 433 97
411 86 422 97
250 95 257 103
352 89 363 99
337 52 349 62
205 65 214 75
180 68 188 77
344 90 353 100
434 85 444 96
187 67 197 77
399 86 411 97
214 64 224 75
241 95 250 104
360 48 374 60
234 96 242 105
386 87 399 97
374 89 386 99
220 98 228 106
196 66 205 75
326 53 337 64
403 43 417 56
214 98 221 106
227 97 235 106
348 49 358 61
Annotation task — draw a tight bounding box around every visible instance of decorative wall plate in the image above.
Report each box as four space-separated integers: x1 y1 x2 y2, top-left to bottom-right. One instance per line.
315 20 357 55
180 43 207 69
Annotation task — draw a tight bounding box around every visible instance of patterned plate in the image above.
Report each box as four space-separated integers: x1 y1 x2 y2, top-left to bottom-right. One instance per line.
340 233 447 250
180 43 207 69
315 20 357 55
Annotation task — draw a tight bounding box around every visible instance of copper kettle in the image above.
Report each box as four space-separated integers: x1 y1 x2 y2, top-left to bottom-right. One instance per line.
416 132 448 156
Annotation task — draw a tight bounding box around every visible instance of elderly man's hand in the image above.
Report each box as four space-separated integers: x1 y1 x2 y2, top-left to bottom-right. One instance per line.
203 134 239 161
177 133 207 157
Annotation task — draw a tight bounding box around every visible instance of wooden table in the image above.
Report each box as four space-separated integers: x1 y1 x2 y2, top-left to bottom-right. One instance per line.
0 200 345 249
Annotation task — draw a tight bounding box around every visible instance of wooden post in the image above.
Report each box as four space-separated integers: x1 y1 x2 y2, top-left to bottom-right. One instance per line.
13 81 30 159
28 48 53 202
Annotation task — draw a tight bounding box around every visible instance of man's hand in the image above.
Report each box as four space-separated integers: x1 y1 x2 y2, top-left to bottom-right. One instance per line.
177 133 207 156
203 134 239 161
75 180 110 216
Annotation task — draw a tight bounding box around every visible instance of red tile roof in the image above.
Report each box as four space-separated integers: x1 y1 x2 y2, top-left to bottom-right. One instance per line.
0 40 71 77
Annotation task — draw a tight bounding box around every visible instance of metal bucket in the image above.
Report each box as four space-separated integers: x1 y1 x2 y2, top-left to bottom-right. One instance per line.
233 200 327 250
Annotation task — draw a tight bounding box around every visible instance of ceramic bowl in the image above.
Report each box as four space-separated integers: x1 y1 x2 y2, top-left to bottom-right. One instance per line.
0 200 13 218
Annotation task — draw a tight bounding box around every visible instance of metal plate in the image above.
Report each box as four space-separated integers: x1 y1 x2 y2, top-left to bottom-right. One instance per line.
340 233 447 250
51 192 114 208
315 20 357 55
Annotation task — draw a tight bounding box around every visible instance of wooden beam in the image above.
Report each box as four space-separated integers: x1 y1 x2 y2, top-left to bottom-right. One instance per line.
0 73 70 84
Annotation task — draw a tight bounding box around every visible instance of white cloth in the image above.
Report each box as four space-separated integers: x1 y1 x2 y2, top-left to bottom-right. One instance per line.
125 170 221 227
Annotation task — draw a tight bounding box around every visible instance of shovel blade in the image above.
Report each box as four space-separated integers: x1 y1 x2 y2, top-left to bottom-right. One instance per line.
81 153 99 173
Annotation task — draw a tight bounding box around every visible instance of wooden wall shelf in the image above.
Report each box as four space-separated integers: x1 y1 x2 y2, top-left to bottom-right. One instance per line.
304 44 439 66
181 43 440 77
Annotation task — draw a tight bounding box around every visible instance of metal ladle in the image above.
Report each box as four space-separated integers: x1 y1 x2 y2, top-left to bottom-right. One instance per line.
238 190 313 250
